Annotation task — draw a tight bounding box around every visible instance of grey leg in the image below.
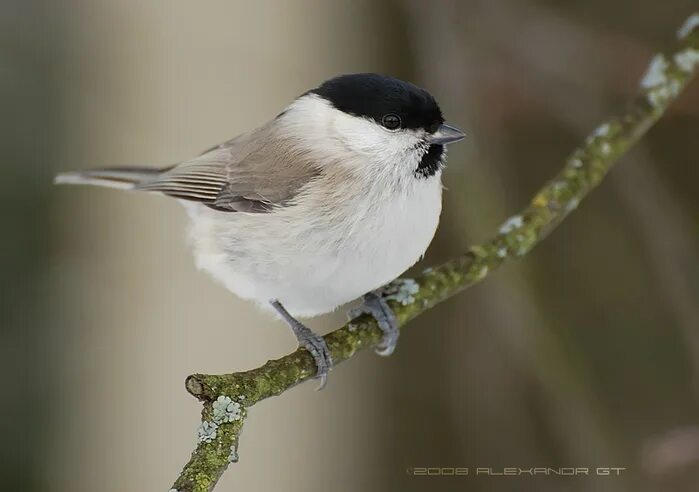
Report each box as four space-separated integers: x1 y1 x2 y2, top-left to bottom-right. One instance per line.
270 300 332 390
348 291 399 356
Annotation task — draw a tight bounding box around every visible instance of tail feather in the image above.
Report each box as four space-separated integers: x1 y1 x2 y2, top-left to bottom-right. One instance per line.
54 166 166 190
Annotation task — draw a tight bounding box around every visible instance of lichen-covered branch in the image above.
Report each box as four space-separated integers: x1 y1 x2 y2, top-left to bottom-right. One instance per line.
171 15 699 492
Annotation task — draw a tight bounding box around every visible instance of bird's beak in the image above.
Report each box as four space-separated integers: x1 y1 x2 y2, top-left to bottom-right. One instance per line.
427 124 466 145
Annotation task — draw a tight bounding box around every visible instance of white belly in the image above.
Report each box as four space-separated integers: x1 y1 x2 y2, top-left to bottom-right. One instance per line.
188 175 443 317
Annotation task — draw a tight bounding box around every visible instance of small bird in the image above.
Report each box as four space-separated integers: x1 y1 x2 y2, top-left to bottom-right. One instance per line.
56 73 465 388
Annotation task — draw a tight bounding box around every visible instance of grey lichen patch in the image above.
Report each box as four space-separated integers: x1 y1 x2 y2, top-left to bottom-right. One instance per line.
584 121 620 161
499 215 523 234
197 421 218 443
473 264 489 280
586 123 612 145
678 13 699 39
383 278 420 306
674 48 699 73
212 396 242 424
566 197 580 212
593 123 611 137
641 55 669 89
496 247 508 258
569 157 583 169
639 52 690 108
647 79 682 108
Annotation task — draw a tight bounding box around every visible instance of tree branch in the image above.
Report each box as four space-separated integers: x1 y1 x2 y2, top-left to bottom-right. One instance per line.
171 14 699 492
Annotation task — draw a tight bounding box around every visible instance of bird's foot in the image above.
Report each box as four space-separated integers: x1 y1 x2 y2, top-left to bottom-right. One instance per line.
270 300 332 390
348 291 399 356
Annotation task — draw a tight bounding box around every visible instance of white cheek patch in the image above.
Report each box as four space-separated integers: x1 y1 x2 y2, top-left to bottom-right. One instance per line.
333 114 389 154
278 94 427 178
332 111 422 158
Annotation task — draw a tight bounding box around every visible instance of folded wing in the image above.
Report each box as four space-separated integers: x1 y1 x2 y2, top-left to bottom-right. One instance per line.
134 127 320 212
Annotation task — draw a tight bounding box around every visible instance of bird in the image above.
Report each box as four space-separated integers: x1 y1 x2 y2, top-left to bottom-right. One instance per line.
55 73 465 388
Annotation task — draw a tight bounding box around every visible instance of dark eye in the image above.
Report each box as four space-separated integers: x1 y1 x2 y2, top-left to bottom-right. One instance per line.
381 113 401 130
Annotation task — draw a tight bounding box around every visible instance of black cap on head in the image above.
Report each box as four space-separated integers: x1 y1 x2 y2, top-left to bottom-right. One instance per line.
310 73 444 132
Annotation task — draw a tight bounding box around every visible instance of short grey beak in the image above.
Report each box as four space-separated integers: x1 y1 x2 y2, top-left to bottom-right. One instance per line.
427 123 466 145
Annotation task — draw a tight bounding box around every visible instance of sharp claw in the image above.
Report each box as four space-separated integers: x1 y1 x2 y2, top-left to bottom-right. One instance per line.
315 373 328 391
348 291 400 356
375 342 394 357
375 329 398 356
299 334 332 390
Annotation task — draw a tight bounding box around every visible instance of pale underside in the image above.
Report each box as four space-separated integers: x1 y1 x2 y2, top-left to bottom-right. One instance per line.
185 170 442 317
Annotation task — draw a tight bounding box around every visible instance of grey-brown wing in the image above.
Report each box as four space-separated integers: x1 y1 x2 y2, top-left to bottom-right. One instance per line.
135 128 320 212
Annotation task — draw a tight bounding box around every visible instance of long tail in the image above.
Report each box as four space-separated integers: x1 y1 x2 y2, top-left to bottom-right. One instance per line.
54 166 167 190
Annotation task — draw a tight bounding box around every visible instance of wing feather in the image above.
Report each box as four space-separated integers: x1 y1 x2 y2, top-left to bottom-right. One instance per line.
134 126 320 212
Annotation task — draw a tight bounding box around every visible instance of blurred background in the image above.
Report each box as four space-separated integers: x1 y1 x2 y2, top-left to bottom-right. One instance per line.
2 1 698 491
